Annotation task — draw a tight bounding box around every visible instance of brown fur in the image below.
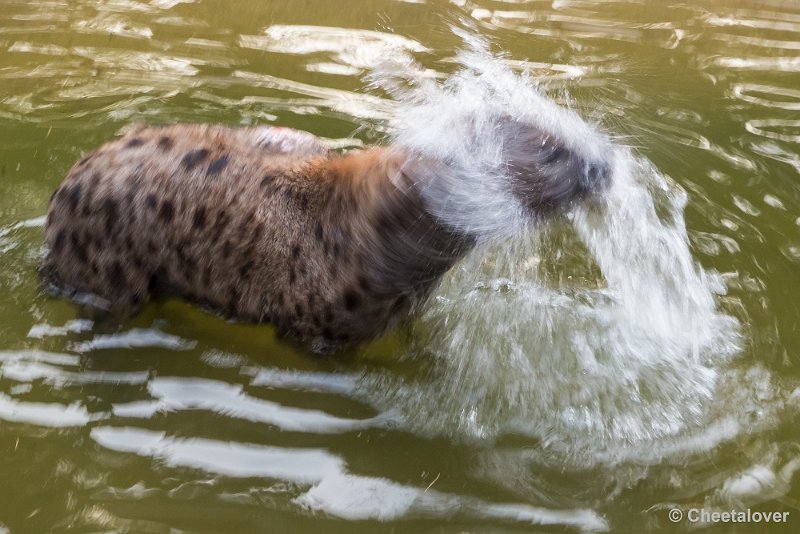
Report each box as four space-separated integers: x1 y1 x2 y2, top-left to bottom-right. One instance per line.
44 124 473 352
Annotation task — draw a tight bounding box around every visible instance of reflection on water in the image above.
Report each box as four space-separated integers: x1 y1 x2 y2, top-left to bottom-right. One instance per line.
92 426 608 529
1 0 800 532
240 25 429 76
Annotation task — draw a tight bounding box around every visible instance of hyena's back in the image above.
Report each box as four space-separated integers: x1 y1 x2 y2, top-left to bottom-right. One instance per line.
44 124 333 322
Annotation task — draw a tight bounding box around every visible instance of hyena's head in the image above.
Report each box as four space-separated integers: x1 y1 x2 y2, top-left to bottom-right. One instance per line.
498 114 613 218
398 110 614 239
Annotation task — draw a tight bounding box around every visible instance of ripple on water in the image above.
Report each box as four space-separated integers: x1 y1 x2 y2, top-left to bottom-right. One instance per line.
0 393 95 427
2 3 799 531
745 119 800 144
0 349 149 387
111 376 386 434
69 328 196 352
239 25 428 75
89 426 609 530
731 83 800 110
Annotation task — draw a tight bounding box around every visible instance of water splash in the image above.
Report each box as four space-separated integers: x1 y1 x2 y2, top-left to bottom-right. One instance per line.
360 32 748 462
370 28 611 239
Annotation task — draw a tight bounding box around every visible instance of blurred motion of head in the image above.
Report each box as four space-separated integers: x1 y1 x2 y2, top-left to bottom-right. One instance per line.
373 29 614 240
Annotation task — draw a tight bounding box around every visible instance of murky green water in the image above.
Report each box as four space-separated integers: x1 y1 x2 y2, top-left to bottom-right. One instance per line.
1 0 800 532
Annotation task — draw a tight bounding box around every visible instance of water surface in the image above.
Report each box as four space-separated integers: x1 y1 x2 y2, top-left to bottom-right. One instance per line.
1 0 799 532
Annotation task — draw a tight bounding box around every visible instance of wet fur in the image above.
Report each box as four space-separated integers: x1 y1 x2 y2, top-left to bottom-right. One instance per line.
44 120 609 352
44 125 474 352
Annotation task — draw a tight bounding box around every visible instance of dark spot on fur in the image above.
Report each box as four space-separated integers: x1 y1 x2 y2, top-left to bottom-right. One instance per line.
276 292 284 306
182 258 196 280
145 194 157 210
311 313 321 327
222 240 233 257
242 242 257 269
125 138 144 148
322 327 334 340
357 275 371 293
324 304 333 324
228 286 239 309
343 289 361 311
158 200 174 222
337 333 350 343
289 266 296 285
307 293 315 306
239 260 253 279
259 174 274 189
70 233 87 263
332 242 341 259
177 241 194 279
157 136 173 151
67 183 82 213
249 223 263 247
107 261 126 287
206 155 230 177
90 261 99 275
103 198 118 235
391 295 410 316
81 173 102 216
147 240 157 255
211 210 229 242
376 213 396 238
314 222 324 242
148 267 165 293
181 148 209 170
297 192 309 211
294 303 304 319
124 236 134 251
292 245 301 259
52 230 65 253
193 206 206 230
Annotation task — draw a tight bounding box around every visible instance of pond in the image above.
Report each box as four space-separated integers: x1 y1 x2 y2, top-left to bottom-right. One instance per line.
1 0 799 532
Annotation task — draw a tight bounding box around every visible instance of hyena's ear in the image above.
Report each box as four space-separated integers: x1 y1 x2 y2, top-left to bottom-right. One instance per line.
383 149 410 191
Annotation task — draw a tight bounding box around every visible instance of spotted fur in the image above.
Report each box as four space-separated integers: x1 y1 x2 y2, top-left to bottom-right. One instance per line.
44 122 610 352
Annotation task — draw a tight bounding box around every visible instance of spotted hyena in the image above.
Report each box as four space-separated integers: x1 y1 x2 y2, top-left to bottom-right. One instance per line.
44 119 611 352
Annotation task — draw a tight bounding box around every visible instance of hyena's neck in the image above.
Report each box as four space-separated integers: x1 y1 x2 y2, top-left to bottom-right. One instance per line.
325 147 476 302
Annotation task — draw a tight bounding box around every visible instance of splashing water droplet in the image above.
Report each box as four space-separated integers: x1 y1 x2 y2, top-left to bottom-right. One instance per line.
359 35 749 464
